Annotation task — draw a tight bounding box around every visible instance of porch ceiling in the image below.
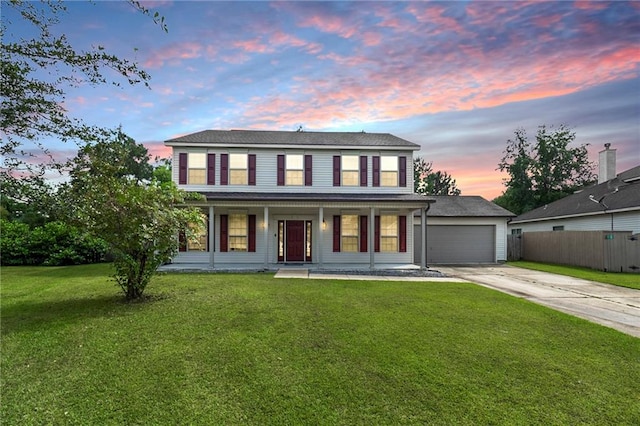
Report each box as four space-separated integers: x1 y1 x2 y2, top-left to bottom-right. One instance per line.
196 192 433 207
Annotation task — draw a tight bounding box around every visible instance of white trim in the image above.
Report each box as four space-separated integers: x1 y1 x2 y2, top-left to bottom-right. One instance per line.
510 206 640 224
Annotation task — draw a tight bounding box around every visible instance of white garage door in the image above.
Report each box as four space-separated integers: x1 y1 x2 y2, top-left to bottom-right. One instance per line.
414 225 496 264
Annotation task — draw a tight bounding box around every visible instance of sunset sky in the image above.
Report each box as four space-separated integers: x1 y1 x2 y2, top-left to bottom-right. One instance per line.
5 0 639 199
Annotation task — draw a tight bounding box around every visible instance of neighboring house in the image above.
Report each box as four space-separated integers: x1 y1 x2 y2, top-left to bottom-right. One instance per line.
165 130 433 269
414 196 514 264
508 150 640 235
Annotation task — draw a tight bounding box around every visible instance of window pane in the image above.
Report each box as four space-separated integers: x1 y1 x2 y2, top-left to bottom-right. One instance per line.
230 170 247 185
186 218 208 251
380 216 397 252
306 221 312 259
341 215 359 237
342 155 359 170
229 214 247 251
189 169 206 185
229 236 247 251
380 237 397 252
189 153 206 168
381 171 397 186
342 171 359 186
229 153 247 168
342 236 358 252
341 215 358 252
187 234 207 251
381 215 397 236
381 156 397 171
286 170 303 185
287 154 303 170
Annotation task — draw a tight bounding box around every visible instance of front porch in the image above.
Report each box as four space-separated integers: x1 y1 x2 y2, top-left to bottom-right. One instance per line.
158 262 423 273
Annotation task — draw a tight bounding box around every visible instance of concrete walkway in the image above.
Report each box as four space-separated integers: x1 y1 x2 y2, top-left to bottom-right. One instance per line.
274 268 468 282
435 265 640 338
275 265 640 338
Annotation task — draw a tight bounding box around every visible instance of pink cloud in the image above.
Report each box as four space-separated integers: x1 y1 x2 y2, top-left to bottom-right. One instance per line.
143 141 172 160
144 41 202 68
406 3 467 36
298 13 358 39
361 31 382 47
573 1 608 11
233 38 271 54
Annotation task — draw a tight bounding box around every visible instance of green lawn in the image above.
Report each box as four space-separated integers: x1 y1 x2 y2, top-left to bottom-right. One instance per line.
2 264 639 425
509 261 640 290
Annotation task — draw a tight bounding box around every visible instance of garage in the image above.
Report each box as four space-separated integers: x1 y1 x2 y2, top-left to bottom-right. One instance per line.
413 196 514 265
414 225 495 264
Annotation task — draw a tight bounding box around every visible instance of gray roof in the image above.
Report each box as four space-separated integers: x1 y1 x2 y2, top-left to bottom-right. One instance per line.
511 165 640 223
424 196 515 217
197 192 433 205
165 129 420 149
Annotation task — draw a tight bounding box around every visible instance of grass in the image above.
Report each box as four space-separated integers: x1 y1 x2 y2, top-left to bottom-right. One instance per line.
509 261 640 290
2 264 639 425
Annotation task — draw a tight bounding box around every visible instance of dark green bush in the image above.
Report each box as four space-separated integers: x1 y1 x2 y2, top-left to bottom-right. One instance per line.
0 219 110 266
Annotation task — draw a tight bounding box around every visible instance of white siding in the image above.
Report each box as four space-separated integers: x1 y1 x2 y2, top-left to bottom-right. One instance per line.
509 211 640 235
173 148 415 195
172 209 416 267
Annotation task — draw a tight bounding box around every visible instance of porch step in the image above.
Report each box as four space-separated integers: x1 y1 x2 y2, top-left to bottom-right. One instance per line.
274 268 309 279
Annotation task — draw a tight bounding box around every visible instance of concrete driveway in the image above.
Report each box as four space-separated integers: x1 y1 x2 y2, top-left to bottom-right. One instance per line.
434 265 640 338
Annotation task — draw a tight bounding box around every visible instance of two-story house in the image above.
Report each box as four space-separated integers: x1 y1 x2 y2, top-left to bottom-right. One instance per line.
165 130 433 270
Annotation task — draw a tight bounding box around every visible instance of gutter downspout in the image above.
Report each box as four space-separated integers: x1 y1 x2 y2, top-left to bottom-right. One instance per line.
421 203 431 270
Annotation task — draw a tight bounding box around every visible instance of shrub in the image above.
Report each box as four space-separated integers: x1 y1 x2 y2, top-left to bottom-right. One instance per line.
0 219 110 266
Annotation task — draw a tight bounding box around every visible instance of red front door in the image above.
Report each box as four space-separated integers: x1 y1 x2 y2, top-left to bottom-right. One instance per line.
286 221 305 262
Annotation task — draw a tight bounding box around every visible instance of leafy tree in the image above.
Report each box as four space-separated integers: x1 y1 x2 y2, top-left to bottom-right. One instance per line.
494 125 596 215
62 134 203 300
68 128 154 182
152 158 173 188
1 0 165 174
414 157 461 196
0 172 57 227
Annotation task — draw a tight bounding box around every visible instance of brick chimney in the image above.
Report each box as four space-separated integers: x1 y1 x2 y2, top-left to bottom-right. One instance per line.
598 143 616 184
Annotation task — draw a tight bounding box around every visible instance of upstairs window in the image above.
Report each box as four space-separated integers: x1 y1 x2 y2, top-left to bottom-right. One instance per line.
278 154 311 186
229 154 248 185
221 154 255 186
188 153 206 185
179 153 215 185
286 154 304 185
373 156 406 187
342 155 359 186
381 156 398 187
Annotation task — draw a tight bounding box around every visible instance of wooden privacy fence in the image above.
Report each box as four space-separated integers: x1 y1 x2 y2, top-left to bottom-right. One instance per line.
507 231 640 273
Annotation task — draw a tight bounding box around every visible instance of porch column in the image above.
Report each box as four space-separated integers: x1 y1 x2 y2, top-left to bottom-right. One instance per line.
263 206 269 269
420 207 427 270
369 206 375 270
318 206 324 269
209 206 215 268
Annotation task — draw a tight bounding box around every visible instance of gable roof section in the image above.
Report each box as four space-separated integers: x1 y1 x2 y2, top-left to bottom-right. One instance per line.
165 129 420 149
424 195 514 217
511 165 640 224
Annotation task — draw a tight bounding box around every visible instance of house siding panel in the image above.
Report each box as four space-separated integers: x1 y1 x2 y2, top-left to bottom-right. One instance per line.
173 149 414 194
509 211 640 235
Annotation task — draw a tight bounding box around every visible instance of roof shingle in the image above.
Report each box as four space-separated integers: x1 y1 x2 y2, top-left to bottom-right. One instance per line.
511 165 640 223
165 129 420 149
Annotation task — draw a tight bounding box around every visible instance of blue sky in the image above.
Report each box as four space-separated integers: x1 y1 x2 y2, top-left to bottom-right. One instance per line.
5 0 639 199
